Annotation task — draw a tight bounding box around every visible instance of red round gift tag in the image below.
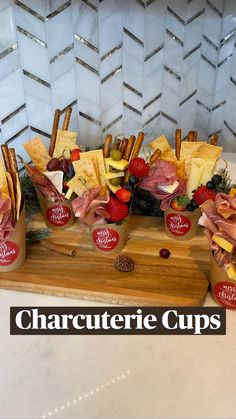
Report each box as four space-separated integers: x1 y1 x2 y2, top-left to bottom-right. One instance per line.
214 281 236 309
0 241 19 266
92 228 120 251
47 205 71 226
166 213 191 236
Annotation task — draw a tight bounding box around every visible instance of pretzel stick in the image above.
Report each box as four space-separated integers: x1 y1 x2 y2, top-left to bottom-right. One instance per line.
49 109 61 157
175 129 181 160
40 240 76 256
130 131 145 160
103 134 112 158
187 130 195 142
123 135 136 161
1 144 11 172
149 148 161 166
193 131 198 142
119 138 128 156
210 134 218 146
8 148 18 175
9 148 21 221
62 107 72 131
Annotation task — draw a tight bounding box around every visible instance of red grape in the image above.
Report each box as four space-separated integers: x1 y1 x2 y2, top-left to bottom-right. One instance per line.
159 248 171 259
59 159 69 174
46 158 60 171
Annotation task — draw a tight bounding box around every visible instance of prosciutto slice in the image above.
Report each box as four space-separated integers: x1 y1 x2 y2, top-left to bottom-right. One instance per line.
201 199 236 241
0 192 14 241
72 186 110 225
215 192 236 219
213 248 236 272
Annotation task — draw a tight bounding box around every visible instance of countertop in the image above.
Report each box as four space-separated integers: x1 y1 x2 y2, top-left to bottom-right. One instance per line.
0 152 236 419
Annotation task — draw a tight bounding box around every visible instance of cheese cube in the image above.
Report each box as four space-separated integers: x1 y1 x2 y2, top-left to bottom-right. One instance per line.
226 265 236 280
229 188 236 198
212 234 234 254
104 158 129 171
104 171 124 180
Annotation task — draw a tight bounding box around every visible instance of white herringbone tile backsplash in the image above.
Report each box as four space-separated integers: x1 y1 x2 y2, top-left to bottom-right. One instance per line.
0 0 236 170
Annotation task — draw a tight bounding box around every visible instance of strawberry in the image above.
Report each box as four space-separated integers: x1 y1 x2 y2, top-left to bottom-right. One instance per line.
128 158 149 178
71 148 80 161
193 185 216 206
116 188 132 203
63 181 69 192
106 196 129 222
170 195 190 212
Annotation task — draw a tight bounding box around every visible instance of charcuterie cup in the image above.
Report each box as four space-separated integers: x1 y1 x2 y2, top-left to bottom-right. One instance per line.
210 254 236 310
90 220 128 255
164 207 200 240
0 205 25 272
36 188 75 230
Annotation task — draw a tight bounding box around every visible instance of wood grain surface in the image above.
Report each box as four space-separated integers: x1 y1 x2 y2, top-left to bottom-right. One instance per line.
0 214 210 306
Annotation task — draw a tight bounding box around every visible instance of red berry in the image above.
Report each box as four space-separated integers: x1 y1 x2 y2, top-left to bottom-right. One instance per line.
193 185 216 206
106 196 129 223
159 248 171 259
63 181 69 191
116 188 132 203
71 148 80 161
128 158 149 178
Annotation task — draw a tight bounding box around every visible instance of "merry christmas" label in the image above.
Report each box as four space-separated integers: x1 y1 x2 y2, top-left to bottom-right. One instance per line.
214 282 236 309
0 241 19 266
47 205 71 227
166 213 191 236
92 228 120 251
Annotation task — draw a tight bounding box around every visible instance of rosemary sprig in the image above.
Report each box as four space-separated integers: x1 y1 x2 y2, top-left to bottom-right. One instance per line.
216 167 235 193
26 228 52 242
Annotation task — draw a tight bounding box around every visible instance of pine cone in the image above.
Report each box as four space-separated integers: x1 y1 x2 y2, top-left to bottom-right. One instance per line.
114 254 135 272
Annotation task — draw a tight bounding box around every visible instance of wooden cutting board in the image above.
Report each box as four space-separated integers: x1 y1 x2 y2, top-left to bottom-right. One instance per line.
0 214 210 306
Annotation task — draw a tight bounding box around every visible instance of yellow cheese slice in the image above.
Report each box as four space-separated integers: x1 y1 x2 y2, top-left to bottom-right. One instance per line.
229 188 236 198
212 234 234 253
186 158 205 199
53 130 78 160
226 265 236 280
105 158 129 171
24 137 50 172
104 171 124 180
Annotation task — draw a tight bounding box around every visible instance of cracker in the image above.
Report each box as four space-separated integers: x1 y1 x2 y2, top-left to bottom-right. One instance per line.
180 142 222 177
73 159 98 185
80 150 106 186
24 137 50 172
149 135 176 161
0 156 10 198
53 130 78 160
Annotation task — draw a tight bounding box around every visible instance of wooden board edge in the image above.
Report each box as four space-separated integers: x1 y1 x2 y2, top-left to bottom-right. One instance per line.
0 280 209 307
